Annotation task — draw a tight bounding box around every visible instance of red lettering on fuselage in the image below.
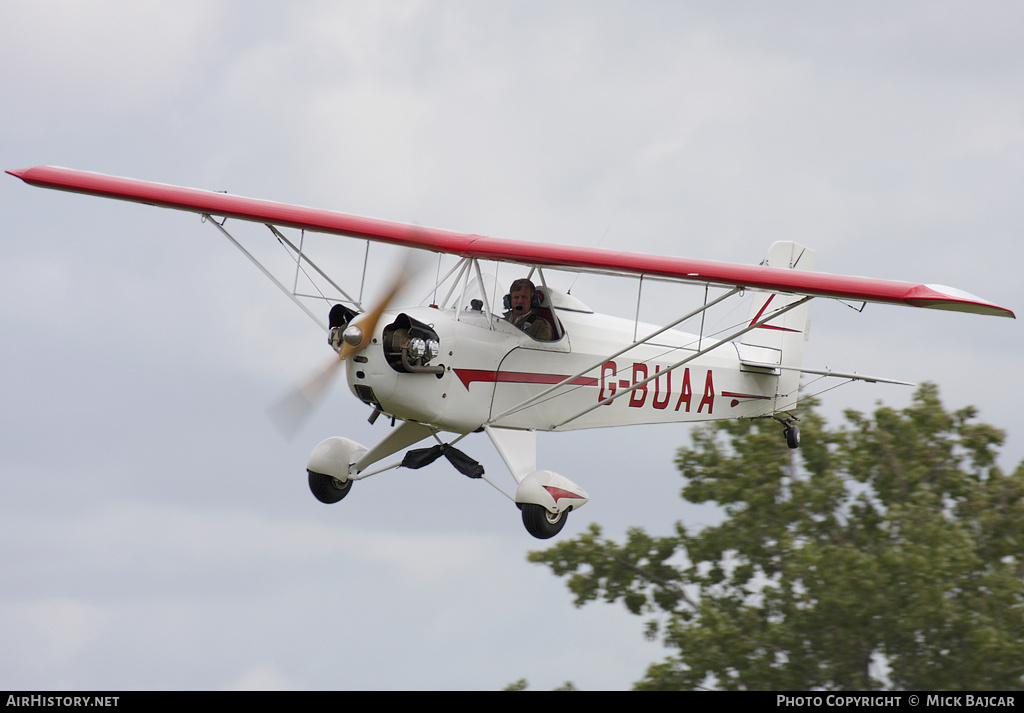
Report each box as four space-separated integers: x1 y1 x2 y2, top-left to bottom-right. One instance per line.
697 369 715 414
597 361 715 414
629 363 648 407
674 368 692 412
653 366 671 410
599 361 617 403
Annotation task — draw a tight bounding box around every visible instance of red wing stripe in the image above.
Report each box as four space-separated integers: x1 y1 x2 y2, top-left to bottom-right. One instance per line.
454 369 597 390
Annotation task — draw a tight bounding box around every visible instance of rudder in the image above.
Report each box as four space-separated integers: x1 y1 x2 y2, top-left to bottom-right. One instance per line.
737 242 814 413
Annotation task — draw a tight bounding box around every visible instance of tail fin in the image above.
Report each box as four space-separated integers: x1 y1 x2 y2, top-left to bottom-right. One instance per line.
737 241 814 413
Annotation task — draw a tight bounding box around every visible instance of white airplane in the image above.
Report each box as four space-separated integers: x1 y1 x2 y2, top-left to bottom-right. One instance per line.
8 166 1015 538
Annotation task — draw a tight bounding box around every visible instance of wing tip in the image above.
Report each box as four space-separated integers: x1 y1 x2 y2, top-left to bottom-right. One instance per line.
7 166 68 186
909 284 1015 319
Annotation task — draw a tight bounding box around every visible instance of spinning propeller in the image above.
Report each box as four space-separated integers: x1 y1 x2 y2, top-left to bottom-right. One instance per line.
269 250 426 438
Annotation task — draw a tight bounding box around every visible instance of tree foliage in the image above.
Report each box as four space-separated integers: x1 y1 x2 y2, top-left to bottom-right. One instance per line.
529 385 1024 690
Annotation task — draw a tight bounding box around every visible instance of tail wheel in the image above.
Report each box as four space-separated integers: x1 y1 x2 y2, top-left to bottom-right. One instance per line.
771 415 801 449
521 503 568 539
308 470 352 504
784 424 801 449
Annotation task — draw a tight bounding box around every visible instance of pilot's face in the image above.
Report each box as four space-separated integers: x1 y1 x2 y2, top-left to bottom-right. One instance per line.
509 287 533 315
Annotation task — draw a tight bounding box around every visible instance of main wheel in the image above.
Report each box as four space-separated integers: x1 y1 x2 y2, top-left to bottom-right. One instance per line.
521 503 568 539
308 470 353 504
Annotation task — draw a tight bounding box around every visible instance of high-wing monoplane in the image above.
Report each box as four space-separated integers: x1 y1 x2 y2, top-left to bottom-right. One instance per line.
8 166 1015 538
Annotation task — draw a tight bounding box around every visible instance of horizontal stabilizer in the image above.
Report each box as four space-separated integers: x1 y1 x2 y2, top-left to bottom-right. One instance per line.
785 366 915 386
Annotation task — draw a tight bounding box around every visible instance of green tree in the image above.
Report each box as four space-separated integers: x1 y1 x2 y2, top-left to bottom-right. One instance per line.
529 385 1024 690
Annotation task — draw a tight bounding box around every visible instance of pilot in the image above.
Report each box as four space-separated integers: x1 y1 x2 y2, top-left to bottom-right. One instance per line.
503 278 554 341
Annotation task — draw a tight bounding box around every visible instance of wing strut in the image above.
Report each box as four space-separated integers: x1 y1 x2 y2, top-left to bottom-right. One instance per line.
552 296 813 429
203 215 328 330
266 225 362 310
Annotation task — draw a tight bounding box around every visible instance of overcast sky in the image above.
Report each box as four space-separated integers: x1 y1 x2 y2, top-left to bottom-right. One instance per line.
2 0 1022 691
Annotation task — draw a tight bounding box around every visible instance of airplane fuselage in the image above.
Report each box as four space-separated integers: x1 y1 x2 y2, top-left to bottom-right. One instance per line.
347 299 794 435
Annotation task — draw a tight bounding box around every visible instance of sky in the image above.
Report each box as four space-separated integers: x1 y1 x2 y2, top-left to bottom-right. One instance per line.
2 0 1022 691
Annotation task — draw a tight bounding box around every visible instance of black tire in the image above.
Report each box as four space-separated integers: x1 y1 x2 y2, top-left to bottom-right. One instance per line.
308 470 352 504
785 424 801 449
521 503 568 539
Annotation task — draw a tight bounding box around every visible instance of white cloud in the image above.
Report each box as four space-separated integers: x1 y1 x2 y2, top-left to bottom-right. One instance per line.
0 1 226 131
16 599 109 664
